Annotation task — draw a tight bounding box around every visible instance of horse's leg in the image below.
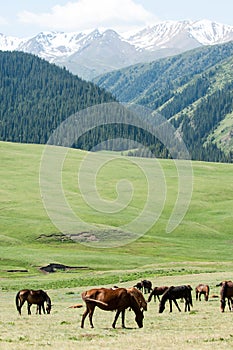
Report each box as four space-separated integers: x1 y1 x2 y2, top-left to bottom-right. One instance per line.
81 307 89 328
185 299 190 312
41 303 46 314
27 302 32 315
228 298 231 311
169 299 173 312
230 298 233 311
88 305 96 328
173 299 181 312
112 309 121 328
121 310 126 328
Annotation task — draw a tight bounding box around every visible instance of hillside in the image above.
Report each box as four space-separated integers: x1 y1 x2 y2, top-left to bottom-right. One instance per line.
0 51 115 145
1 141 233 280
94 41 233 161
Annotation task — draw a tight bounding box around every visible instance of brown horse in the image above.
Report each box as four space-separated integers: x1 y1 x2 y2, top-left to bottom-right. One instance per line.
15 289 52 315
81 287 145 328
148 286 169 303
195 284 210 301
159 285 193 313
217 281 233 312
127 287 147 311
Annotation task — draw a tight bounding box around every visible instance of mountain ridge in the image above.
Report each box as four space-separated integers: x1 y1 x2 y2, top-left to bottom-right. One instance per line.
1 19 233 79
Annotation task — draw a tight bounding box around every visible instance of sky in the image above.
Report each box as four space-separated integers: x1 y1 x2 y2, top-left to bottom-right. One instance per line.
1 0 233 37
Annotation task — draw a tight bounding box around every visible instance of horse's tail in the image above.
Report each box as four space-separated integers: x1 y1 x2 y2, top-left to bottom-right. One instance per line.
82 297 108 307
15 291 21 314
220 281 228 299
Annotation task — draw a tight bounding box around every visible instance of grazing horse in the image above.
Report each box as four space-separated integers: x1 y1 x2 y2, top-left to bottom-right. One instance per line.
133 281 143 291
134 280 152 294
148 286 169 303
217 281 233 312
81 287 145 328
15 289 52 315
127 287 147 311
195 284 210 301
159 285 193 313
141 280 152 294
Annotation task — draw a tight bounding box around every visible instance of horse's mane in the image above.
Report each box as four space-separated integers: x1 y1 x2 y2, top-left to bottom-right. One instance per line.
159 286 173 307
127 288 147 311
128 289 144 314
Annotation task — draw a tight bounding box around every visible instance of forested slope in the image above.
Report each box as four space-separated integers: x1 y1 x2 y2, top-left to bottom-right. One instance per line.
94 41 233 161
0 51 115 145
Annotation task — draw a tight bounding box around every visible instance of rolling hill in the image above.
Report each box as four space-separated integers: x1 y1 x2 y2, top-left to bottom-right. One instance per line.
1 141 233 286
94 41 233 161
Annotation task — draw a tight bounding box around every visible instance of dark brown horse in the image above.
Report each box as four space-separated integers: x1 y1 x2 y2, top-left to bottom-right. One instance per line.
159 285 193 313
217 281 233 312
134 280 152 294
15 289 52 315
195 284 210 301
148 286 169 303
81 287 145 328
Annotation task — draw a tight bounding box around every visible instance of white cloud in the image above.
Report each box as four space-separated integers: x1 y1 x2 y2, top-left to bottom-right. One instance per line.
17 0 158 33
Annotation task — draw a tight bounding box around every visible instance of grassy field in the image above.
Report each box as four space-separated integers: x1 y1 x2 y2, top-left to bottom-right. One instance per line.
1 141 233 348
1 141 233 284
1 272 233 350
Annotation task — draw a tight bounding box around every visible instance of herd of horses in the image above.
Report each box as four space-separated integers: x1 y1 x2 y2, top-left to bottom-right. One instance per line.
15 279 233 329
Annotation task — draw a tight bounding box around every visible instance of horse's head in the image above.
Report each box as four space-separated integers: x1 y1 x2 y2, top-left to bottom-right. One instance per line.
46 301 52 314
135 310 144 328
46 304 52 314
159 303 165 313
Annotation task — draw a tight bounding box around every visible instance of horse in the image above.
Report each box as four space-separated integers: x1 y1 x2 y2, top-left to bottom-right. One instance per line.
195 284 210 301
133 281 143 291
134 280 152 294
159 285 193 313
127 287 147 311
81 287 145 328
217 281 233 312
147 286 169 303
15 289 52 315
141 280 153 294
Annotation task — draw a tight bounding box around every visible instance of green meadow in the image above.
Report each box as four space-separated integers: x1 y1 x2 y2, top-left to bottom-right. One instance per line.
1 141 233 288
1 141 233 349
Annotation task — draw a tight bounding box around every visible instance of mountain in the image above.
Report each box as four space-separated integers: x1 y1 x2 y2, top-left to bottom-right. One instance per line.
1 49 232 162
0 51 115 146
1 20 233 80
94 41 233 161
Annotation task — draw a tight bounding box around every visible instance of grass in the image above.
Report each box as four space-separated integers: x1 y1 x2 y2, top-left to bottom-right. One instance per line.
1 141 233 289
1 141 233 348
1 273 233 349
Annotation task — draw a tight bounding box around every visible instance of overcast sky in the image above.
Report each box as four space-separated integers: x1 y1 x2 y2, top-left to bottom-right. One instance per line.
1 0 233 37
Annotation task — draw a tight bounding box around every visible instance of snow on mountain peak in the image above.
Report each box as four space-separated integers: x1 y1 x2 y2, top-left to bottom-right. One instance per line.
1 19 233 79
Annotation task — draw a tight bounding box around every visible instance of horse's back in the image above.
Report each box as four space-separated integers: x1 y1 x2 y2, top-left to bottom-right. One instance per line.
82 287 129 310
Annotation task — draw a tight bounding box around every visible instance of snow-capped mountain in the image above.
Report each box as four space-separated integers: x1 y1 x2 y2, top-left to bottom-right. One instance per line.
1 20 233 80
126 20 233 50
